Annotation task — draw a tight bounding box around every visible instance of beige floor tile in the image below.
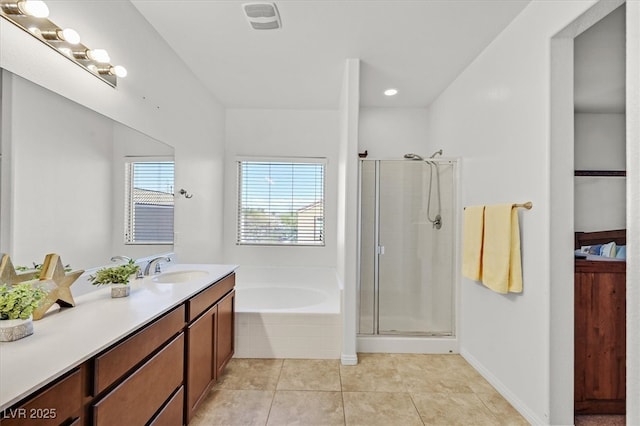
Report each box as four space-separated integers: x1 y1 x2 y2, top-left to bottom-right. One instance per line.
391 354 476 393
411 391 500 426
202 355 527 426
340 354 405 392
342 391 423 426
267 391 345 426
189 389 273 426
462 373 499 393
277 359 341 391
216 358 283 390
476 391 529 425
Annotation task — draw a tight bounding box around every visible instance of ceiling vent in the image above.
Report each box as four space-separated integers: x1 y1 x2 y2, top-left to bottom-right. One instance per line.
243 2 281 30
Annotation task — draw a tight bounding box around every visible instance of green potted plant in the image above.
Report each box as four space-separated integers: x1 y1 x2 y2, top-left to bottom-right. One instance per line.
89 259 140 298
0 282 47 341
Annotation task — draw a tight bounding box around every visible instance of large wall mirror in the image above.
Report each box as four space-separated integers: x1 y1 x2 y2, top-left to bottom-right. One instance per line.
0 70 174 271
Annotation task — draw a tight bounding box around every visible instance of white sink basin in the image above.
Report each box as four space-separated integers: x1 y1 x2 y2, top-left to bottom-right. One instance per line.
151 270 209 283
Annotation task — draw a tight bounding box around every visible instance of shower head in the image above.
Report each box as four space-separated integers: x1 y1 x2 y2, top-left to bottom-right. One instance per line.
403 153 424 161
429 149 443 158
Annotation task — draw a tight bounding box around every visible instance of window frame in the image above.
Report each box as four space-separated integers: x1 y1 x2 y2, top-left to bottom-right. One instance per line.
124 156 175 245
236 156 327 247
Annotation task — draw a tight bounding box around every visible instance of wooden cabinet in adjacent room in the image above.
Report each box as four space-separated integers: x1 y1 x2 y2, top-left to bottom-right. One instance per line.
574 259 626 414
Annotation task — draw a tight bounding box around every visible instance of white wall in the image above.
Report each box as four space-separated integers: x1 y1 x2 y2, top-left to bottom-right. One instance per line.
358 108 429 159
574 113 626 232
338 59 360 365
625 3 640 422
426 1 598 424
0 1 225 265
223 109 339 267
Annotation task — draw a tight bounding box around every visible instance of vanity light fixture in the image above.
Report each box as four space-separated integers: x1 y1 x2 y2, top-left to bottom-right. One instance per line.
1 0 49 18
0 0 126 87
384 88 398 96
41 27 80 44
73 48 110 63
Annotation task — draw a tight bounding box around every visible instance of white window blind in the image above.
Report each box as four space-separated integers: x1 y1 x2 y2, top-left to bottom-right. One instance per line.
125 160 175 244
237 160 325 246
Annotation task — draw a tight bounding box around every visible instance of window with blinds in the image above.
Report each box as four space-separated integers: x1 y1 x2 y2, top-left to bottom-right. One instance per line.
125 160 175 244
237 159 325 246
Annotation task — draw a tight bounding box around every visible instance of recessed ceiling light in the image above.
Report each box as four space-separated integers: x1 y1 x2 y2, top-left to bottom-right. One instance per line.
384 88 398 96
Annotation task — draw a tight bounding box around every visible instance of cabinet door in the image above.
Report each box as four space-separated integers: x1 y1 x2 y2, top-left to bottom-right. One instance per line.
575 266 626 414
186 304 217 422
216 290 235 378
1 368 82 426
93 333 184 426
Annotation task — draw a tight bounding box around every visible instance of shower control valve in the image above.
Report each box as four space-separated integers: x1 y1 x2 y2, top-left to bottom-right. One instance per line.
433 215 442 230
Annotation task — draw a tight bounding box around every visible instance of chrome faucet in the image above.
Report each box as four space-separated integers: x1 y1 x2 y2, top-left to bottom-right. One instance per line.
144 256 171 276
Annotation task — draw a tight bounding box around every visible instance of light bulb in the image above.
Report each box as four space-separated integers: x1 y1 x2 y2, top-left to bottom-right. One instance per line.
87 64 98 73
86 49 110 63
384 88 398 96
41 28 81 44
112 65 127 78
59 28 80 44
17 0 49 18
58 47 72 57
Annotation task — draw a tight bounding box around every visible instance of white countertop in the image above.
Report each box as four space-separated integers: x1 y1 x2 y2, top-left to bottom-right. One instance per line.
0 263 237 411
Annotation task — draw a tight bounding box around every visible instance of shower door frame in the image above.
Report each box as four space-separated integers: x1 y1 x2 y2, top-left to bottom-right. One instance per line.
357 158 460 339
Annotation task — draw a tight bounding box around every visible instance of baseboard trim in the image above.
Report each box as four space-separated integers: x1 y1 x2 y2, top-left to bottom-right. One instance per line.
341 353 358 365
461 348 547 425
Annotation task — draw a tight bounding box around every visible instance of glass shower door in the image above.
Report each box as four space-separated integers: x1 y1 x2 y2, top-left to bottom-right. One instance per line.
359 159 455 336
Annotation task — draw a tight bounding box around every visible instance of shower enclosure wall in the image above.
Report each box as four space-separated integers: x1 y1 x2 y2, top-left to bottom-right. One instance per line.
358 159 457 351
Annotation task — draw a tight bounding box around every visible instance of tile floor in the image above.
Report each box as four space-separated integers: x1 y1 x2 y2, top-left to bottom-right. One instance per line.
190 353 529 426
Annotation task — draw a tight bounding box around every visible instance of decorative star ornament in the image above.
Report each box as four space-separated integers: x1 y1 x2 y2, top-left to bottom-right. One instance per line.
0 253 19 286
32 253 84 320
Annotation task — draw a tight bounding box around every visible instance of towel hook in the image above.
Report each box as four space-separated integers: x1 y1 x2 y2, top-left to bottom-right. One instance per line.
179 188 193 199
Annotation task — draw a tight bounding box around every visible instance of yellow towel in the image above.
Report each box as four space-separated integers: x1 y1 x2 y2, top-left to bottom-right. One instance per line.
481 204 523 293
462 205 485 281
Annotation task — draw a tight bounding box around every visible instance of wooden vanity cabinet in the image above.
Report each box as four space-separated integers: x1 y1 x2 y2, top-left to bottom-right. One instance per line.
92 333 184 426
574 259 626 414
0 367 84 426
90 305 186 426
216 289 235 378
185 273 235 423
1 272 236 426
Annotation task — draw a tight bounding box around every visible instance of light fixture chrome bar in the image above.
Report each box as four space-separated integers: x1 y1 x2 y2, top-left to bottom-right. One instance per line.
0 0 125 87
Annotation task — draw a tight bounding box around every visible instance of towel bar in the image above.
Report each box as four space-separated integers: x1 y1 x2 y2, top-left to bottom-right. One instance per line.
464 202 533 210
513 202 533 210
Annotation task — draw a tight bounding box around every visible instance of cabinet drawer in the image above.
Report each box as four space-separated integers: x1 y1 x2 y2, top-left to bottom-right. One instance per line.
148 386 184 426
187 273 235 322
1 368 82 426
93 333 184 426
94 305 185 394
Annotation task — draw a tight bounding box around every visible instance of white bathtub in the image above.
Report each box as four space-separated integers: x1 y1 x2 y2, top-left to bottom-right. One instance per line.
234 266 342 359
